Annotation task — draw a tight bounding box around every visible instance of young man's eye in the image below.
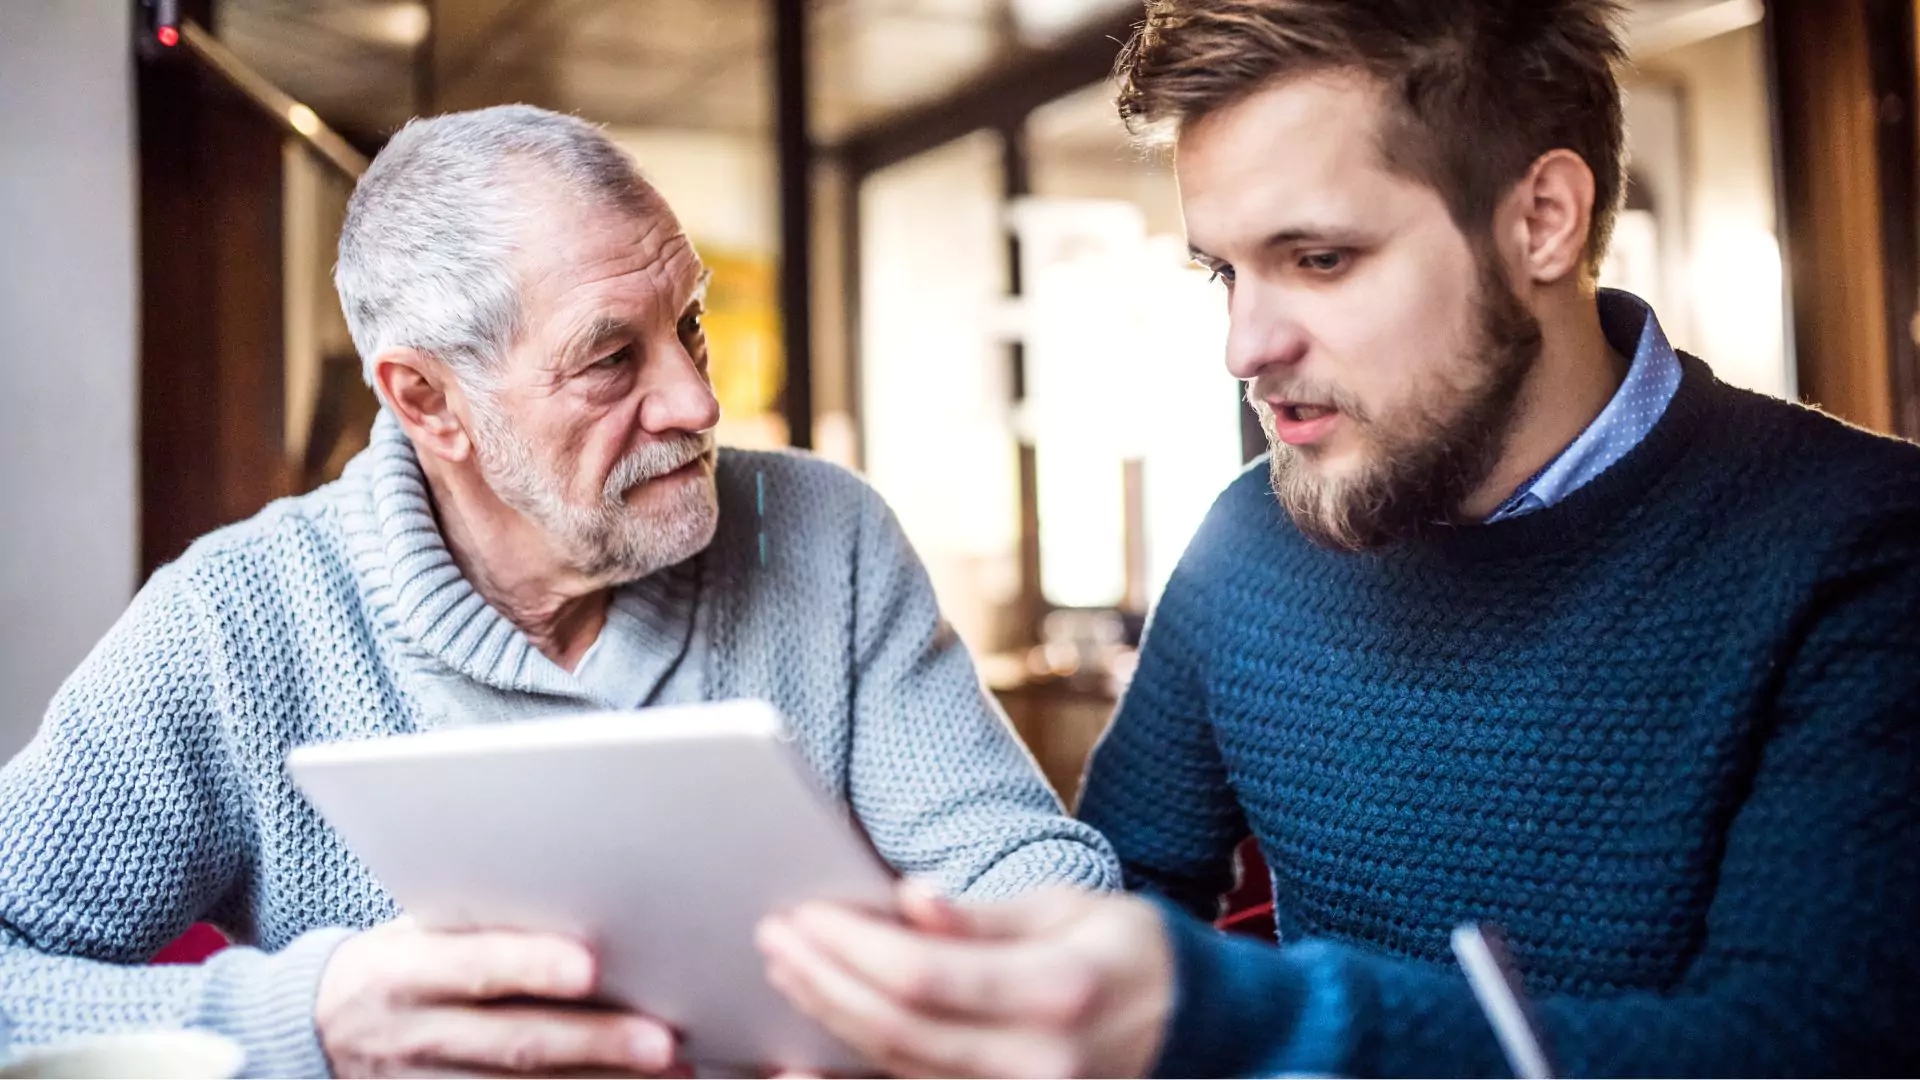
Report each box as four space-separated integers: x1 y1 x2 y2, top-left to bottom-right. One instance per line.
1300 251 1347 273
1206 265 1236 286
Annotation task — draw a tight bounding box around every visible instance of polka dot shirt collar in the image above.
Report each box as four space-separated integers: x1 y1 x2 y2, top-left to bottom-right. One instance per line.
1486 288 1684 523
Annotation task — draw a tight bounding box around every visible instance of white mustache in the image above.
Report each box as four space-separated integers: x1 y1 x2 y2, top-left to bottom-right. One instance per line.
603 435 712 503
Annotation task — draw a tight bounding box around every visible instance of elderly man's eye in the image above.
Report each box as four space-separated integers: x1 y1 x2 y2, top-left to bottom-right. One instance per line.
593 345 633 370
678 310 705 339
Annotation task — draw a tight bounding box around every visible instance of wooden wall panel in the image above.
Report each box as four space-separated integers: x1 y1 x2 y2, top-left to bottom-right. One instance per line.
1769 0 1919 436
137 2 288 576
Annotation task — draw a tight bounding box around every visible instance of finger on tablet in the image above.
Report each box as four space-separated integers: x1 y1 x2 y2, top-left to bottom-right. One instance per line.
402 930 600 1003
761 924 946 1078
767 936 1079 1080
784 902 1074 1023
406 1003 677 1076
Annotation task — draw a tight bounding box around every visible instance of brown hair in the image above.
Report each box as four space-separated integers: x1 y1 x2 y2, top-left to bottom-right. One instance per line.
1117 0 1630 273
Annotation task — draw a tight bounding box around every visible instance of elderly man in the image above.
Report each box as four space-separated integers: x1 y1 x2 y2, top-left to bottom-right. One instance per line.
0 105 1116 1078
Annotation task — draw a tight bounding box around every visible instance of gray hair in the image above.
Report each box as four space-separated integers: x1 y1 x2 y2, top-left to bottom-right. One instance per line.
334 104 653 390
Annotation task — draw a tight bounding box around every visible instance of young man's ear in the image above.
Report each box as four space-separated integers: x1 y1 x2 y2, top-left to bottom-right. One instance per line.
1501 148 1598 288
371 349 477 465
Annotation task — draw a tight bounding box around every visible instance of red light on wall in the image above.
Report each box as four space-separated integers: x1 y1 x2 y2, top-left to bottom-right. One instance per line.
157 26 179 47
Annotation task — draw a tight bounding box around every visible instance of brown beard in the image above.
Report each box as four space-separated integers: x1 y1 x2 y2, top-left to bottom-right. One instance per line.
1267 249 1543 552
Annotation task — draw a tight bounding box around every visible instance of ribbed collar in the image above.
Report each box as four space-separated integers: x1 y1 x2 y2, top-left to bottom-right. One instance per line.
333 410 699 698
575 561 702 708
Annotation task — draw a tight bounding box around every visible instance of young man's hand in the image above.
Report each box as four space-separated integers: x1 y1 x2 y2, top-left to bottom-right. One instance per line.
315 918 682 1077
756 885 1174 1079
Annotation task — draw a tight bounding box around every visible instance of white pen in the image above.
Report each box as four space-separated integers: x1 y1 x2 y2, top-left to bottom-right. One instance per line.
1452 922 1555 1080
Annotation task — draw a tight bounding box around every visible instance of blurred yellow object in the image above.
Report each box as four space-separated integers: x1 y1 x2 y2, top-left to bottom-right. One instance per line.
700 249 784 440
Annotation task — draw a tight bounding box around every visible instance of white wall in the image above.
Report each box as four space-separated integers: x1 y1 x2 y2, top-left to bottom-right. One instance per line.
607 128 777 256
860 132 1022 653
1637 24 1790 398
0 1 140 759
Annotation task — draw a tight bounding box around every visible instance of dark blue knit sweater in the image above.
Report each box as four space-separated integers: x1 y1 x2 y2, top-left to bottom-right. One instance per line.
1078 356 1920 1077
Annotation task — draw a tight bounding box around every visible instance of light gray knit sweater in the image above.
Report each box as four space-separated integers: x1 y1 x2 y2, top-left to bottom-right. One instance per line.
0 414 1119 1077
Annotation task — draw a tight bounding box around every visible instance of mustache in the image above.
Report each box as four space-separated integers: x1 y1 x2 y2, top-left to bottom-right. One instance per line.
1245 379 1369 424
602 433 714 503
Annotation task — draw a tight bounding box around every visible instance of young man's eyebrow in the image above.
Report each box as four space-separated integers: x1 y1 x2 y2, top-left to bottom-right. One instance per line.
1189 225 1371 265
1262 224 1371 247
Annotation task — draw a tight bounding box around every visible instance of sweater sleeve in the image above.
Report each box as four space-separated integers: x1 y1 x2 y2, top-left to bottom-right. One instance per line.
1147 537 1920 1078
841 485 1121 901
0 567 348 1078
1076 527 1249 921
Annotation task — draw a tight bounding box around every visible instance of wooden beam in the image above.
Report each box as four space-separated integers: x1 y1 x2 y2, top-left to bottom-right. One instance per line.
1865 0 1920 437
1768 0 1916 435
836 12 1140 179
137 0 289 575
774 0 814 448
999 119 1048 641
177 20 367 179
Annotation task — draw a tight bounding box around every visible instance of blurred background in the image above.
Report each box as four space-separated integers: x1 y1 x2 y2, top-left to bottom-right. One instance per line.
2 0 1916 799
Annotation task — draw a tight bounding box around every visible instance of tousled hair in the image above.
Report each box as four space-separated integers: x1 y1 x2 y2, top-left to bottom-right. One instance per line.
1116 0 1630 273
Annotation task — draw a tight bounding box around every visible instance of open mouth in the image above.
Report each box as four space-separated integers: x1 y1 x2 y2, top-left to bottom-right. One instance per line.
1266 400 1342 447
1279 402 1338 423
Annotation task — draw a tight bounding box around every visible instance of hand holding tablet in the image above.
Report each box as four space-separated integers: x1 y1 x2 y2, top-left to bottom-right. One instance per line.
289 700 896 1074
312 917 678 1077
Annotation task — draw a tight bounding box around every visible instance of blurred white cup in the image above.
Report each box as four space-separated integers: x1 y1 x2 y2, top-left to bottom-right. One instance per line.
0 1030 244 1079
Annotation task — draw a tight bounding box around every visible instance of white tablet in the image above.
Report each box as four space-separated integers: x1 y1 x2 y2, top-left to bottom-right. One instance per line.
286 700 894 1073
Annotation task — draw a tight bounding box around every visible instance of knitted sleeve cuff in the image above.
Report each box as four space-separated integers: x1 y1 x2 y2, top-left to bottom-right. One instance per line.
1149 896 1356 1079
193 927 354 1078
961 837 1125 901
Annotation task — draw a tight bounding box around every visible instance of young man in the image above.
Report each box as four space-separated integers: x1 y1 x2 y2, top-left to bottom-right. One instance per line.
756 1 1920 1075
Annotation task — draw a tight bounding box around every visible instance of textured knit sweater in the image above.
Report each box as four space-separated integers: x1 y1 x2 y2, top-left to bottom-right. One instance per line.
0 414 1119 1077
1078 355 1920 1077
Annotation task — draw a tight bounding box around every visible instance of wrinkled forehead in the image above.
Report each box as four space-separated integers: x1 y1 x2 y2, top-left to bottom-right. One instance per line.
487 190 704 381
510 180 703 315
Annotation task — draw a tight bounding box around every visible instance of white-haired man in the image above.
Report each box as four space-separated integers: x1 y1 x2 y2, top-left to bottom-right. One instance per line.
0 105 1117 1078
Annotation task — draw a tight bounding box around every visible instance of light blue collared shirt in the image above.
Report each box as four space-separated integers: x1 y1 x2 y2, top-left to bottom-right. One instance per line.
1486 289 1683 522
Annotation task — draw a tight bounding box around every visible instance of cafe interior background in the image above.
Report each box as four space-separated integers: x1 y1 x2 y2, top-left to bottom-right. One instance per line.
3 0 1917 803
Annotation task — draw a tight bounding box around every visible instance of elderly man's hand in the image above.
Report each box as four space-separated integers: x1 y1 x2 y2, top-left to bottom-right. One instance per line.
315 918 681 1077
755 885 1173 1079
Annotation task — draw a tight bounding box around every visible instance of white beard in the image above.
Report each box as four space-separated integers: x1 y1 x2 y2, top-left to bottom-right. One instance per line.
470 402 719 582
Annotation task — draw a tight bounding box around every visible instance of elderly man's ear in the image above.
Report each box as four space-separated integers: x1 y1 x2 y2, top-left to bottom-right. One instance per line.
374 349 477 465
